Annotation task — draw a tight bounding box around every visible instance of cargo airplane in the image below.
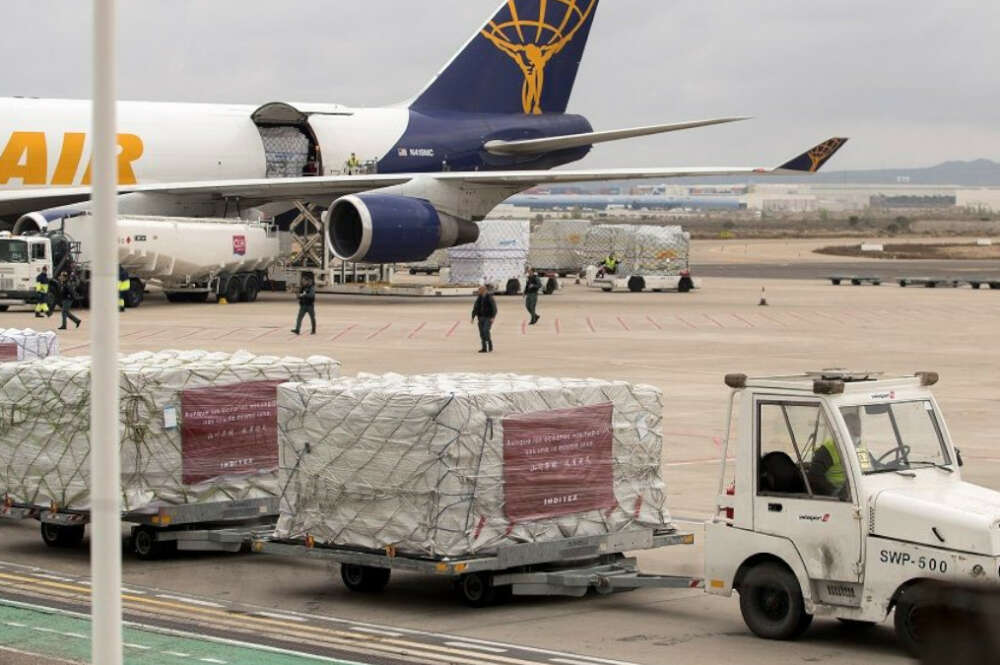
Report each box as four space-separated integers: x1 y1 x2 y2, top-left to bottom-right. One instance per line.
0 0 846 265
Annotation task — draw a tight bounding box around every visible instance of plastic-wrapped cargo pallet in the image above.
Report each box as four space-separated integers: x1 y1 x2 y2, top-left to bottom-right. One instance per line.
528 219 590 274
579 224 690 275
449 220 529 286
0 350 339 511
0 328 59 361
276 373 669 558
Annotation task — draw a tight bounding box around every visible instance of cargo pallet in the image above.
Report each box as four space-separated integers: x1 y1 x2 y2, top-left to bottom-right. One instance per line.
591 274 696 293
2 495 278 560
251 527 701 606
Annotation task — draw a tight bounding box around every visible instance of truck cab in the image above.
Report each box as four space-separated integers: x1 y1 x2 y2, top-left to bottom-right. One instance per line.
0 232 52 307
705 370 1000 655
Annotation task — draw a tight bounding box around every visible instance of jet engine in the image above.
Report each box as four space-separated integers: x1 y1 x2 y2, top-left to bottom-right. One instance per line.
327 194 479 264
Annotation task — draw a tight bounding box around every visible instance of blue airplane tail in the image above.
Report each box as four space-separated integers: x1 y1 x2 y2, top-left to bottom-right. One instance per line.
411 0 600 115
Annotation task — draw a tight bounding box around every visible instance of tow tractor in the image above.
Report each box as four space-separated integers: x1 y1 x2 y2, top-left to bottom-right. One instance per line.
254 370 1000 656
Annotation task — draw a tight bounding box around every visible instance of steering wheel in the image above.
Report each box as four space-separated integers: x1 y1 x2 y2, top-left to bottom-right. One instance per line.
874 445 911 469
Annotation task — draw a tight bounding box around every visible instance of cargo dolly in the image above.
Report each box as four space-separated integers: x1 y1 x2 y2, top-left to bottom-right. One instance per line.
828 275 882 286
251 527 700 606
2 494 278 560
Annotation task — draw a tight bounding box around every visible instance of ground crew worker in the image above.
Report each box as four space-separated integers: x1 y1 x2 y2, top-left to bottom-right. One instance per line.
524 267 542 325
291 273 316 335
601 253 619 275
118 265 129 312
810 409 867 497
471 284 497 353
346 152 360 174
57 271 81 330
34 266 50 318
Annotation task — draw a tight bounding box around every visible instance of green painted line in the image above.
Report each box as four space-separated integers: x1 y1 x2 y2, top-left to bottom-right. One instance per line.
0 601 361 665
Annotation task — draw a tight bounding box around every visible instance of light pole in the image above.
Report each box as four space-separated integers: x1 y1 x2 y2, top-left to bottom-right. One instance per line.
90 1 122 664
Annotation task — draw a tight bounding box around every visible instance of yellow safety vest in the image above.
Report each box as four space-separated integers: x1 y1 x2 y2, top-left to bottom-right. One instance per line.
604 257 617 270
35 281 48 294
118 279 130 292
821 439 846 488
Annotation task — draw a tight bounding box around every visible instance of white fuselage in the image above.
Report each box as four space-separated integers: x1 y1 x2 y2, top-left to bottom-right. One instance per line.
0 97 409 190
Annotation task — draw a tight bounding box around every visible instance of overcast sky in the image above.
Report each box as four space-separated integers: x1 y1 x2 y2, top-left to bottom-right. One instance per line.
4 0 998 170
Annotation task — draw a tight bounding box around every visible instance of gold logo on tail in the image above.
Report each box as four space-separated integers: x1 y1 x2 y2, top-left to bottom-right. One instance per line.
807 138 846 172
480 0 598 114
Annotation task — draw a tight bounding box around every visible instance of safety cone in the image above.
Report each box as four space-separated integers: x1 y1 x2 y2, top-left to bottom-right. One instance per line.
218 297 228 305
758 287 768 306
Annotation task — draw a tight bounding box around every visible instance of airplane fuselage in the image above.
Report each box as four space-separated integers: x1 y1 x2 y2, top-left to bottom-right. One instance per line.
0 97 592 192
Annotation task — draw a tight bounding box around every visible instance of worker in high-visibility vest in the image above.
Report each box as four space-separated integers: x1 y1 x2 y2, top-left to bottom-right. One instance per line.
118 265 130 312
34 266 50 318
811 409 870 496
346 152 360 175
601 253 618 276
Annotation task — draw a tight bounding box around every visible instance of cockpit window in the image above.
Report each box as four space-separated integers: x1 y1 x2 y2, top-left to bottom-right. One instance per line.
840 401 950 474
0 240 29 263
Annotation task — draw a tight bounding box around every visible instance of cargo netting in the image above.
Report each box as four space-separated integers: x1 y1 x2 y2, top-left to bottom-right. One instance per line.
276 373 668 558
0 350 339 511
0 328 59 362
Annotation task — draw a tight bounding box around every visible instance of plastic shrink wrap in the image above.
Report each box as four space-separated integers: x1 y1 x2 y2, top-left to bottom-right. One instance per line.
0 328 59 361
276 373 669 558
527 220 591 273
579 225 690 275
0 350 339 511
449 220 530 286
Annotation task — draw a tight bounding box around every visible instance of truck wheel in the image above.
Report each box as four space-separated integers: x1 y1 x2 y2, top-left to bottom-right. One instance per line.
41 523 85 548
627 276 645 292
224 278 241 303
243 275 260 303
739 563 812 640
544 277 558 295
0 305 8 312
340 564 391 593
894 585 936 657
165 292 186 303
457 572 500 607
678 276 694 293
125 278 144 308
505 278 521 296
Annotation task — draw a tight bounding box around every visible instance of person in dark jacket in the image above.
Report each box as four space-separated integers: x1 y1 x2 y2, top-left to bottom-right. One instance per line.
291 274 316 335
471 285 497 353
56 271 82 330
524 268 542 325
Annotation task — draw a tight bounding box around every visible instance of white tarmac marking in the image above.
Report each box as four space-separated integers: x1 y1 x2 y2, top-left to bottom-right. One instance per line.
199 658 227 664
444 641 509 653
32 574 75 583
551 659 611 665
155 594 224 608
125 643 152 650
163 651 192 658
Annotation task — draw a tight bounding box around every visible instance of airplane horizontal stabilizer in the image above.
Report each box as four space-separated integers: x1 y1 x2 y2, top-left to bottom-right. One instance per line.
775 137 849 173
482 116 751 155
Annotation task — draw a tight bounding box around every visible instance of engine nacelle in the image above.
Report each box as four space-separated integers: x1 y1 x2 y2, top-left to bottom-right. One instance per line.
327 194 478 264
14 203 92 235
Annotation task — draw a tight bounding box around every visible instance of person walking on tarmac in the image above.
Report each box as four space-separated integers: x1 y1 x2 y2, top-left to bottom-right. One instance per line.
34 266 50 318
291 273 316 335
56 271 81 330
524 267 542 325
471 284 497 353
346 152 360 174
117 265 129 312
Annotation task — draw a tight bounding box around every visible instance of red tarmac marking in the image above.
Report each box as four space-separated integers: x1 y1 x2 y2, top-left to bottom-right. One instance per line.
731 313 755 328
675 315 697 329
555 318 561 335
445 321 460 337
645 315 662 330
616 316 630 331
587 316 597 333
248 327 280 341
757 311 786 327
408 322 427 339
329 323 357 341
175 328 206 340
703 314 724 328
521 320 527 335
366 323 391 340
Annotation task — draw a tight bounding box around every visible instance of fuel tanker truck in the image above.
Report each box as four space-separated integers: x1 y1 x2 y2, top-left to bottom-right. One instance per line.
0 214 280 309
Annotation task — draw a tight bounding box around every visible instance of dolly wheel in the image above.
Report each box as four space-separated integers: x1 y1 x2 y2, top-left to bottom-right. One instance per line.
41 523 85 548
340 564 391 592
457 572 503 607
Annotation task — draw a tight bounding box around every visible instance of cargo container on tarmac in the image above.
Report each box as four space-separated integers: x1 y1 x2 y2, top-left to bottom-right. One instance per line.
0 214 281 308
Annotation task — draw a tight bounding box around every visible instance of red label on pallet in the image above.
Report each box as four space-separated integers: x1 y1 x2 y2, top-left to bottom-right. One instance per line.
502 403 616 521
180 380 282 484
0 343 18 361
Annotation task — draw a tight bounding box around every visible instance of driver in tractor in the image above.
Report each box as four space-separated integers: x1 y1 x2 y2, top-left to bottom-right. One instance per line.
809 408 872 498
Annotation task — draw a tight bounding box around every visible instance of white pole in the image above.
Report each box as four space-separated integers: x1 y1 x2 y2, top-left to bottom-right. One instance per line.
90 1 122 664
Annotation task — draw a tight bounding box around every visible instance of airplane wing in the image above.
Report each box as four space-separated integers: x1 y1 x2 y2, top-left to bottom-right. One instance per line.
482 117 751 156
0 138 847 215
